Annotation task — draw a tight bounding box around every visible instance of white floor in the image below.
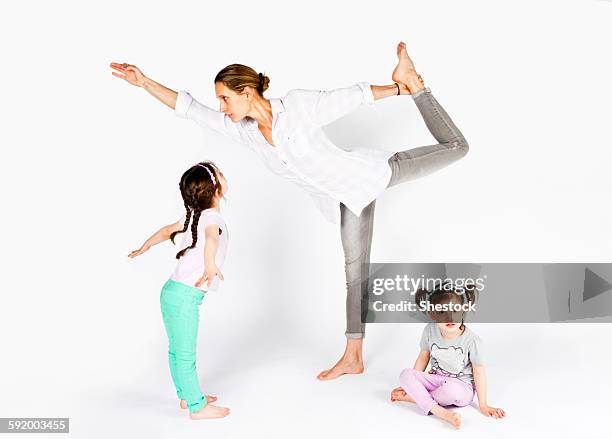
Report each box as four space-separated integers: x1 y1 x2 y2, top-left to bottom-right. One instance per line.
5 322 608 439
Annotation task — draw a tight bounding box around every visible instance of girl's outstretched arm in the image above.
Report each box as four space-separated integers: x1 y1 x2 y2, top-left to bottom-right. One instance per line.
195 224 224 288
413 350 430 372
473 365 506 419
128 221 182 258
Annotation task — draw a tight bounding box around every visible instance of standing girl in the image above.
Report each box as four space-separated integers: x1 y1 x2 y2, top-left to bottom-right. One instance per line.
129 161 231 420
390 284 506 428
112 41 470 381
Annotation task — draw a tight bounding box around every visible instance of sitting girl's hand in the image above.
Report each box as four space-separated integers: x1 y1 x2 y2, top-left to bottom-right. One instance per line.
196 264 224 288
480 404 506 419
128 244 150 258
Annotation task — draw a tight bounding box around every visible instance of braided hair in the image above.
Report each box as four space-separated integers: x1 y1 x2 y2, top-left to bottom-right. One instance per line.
170 161 222 259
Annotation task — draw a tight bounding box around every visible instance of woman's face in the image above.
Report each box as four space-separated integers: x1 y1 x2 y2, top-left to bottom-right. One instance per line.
215 81 250 122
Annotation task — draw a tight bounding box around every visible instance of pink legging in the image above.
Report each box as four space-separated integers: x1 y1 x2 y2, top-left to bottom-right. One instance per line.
399 368 475 415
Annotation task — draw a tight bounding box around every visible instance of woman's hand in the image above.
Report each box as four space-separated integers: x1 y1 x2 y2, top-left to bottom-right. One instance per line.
110 63 146 87
195 264 224 288
128 244 151 258
479 404 506 419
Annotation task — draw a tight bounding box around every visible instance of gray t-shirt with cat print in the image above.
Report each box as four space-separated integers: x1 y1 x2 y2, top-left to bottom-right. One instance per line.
419 323 485 385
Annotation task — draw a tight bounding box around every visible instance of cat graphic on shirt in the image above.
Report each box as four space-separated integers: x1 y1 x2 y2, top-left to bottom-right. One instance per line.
430 343 466 378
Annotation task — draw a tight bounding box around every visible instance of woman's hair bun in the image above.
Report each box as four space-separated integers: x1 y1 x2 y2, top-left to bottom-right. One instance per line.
258 72 270 93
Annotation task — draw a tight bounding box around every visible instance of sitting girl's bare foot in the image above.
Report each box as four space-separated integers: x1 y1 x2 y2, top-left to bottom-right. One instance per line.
180 395 217 409
390 386 415 403
392 41 425 94
189 404 230 420
431 405 461 429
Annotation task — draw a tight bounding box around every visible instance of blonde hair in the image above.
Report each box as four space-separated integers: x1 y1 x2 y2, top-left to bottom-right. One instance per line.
214 63 270 96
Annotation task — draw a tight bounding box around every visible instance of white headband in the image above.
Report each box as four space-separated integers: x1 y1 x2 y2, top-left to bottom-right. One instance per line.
196 163 217 187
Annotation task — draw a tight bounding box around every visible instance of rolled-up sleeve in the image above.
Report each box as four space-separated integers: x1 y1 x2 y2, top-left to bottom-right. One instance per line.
356 81 375 106
174 90 241 141
175 90 194 119
290 82 376 127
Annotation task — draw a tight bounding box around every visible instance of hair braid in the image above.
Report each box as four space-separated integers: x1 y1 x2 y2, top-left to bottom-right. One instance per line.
175 208 202 259
170 201 192 244
172 161 224 259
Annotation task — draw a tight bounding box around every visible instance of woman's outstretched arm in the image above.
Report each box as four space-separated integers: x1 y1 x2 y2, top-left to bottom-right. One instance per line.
110 62 241 140
291 81 416 127
371 83 411 100
110 63 178 109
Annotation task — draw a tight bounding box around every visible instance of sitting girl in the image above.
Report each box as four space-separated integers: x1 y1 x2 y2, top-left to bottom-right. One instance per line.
390 283 505 428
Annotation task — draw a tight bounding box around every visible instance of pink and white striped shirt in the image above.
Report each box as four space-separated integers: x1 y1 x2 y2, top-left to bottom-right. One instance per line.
175 82 393 223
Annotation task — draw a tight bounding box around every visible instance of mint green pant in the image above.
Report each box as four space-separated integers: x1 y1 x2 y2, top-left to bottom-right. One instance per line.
160 278 206 413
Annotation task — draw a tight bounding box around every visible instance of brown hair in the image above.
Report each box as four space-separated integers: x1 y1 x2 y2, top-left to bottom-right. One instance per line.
414 281 478 331
170 161 223 259
214 63 270 96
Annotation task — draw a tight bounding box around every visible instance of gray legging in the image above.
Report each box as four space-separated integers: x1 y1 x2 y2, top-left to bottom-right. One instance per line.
341 87 470 339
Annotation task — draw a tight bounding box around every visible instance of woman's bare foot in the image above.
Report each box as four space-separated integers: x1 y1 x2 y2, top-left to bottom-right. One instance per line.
317 356 364 381
317 339 364 381
188 404 230 420
180 395 217 409
390 386 415 403
392 41 425 94
431 405 462 429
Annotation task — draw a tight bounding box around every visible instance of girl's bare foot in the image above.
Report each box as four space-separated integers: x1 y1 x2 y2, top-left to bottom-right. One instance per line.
390 386 415 403
392 41 425 94
189 404 230 420
431 405 462 429
180 395 217 409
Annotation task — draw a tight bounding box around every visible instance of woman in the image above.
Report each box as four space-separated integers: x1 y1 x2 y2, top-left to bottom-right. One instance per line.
110 42 469 381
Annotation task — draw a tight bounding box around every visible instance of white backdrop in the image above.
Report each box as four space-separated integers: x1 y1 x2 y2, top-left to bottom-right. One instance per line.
1 0 611 437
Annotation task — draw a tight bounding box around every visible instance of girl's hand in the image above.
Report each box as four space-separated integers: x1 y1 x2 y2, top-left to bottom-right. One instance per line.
110 63 146 87
128 244 150 258
195 265 224 288
480 404 506 419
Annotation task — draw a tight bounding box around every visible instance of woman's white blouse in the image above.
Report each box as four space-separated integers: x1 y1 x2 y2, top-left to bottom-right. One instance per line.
175 82 394 223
